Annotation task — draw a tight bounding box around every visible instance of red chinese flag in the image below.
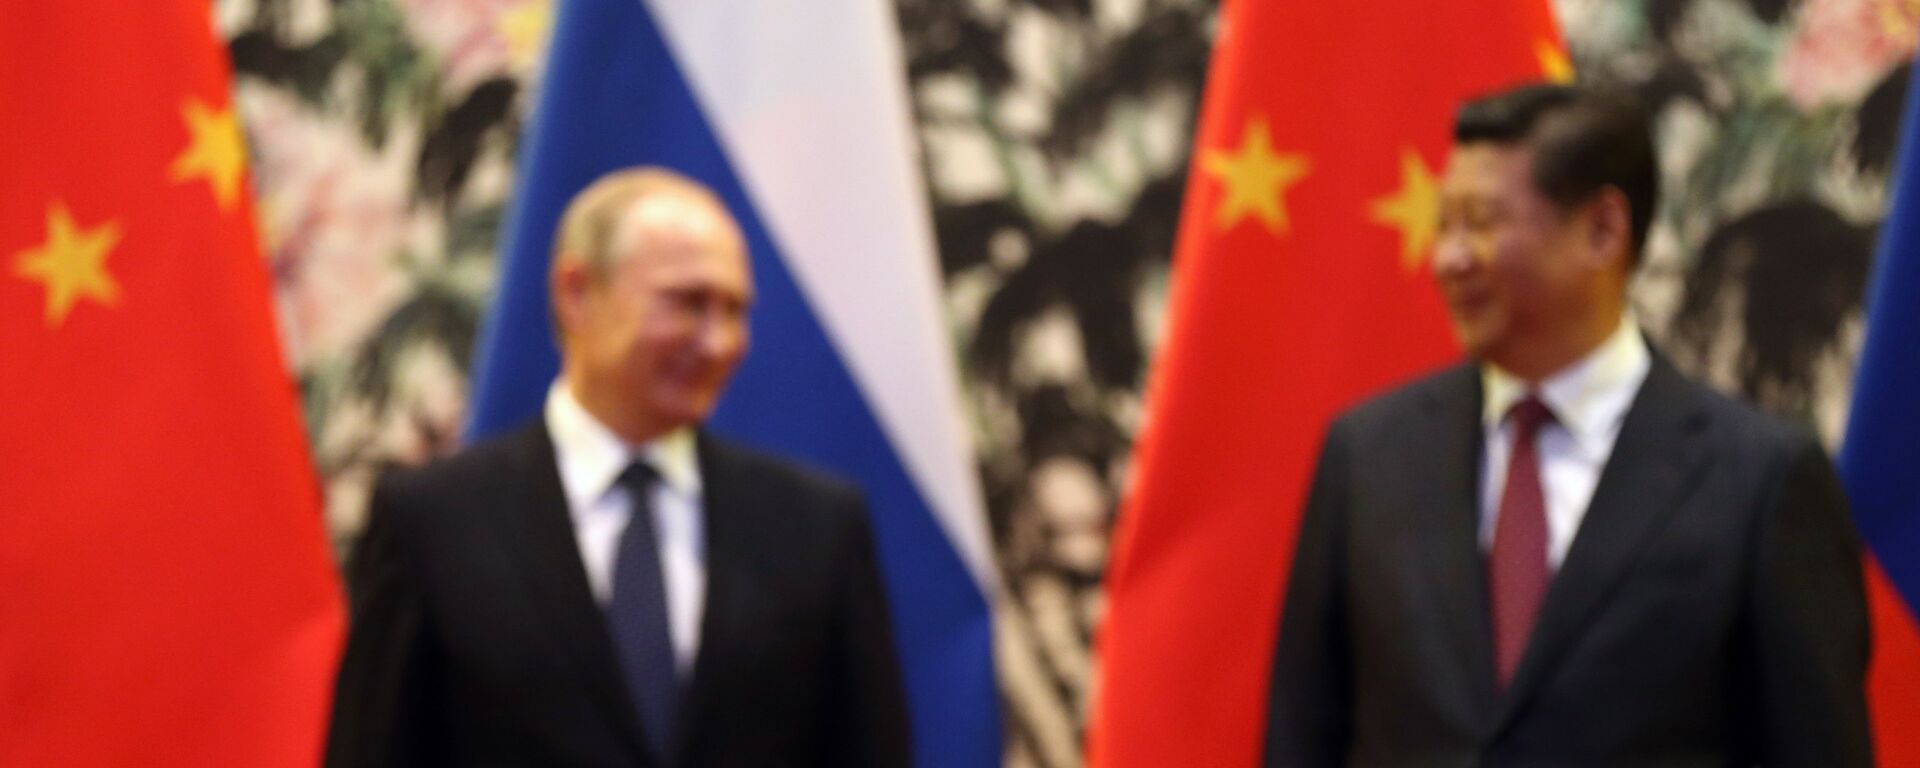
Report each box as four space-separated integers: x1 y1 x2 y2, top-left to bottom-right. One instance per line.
1090 2 1562 765
0 3 345 765
1865 558 1920 766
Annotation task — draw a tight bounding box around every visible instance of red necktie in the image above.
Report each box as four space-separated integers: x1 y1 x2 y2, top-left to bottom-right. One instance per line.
1490 396 1553 690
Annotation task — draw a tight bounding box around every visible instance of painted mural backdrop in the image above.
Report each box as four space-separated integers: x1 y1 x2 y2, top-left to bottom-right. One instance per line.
219 0 1914 765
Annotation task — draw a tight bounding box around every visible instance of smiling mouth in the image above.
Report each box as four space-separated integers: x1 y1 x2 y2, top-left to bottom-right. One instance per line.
1443 287 1490 316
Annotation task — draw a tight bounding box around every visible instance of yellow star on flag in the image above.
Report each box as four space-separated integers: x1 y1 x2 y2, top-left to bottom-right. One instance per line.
1536 40 1575 85
1368 148 1441 272
1201 117 1311 234
1879 2 1920 46
170 98 248 210
13 202 123 327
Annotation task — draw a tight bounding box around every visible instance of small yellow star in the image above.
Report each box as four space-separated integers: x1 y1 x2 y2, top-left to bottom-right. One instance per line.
13 202 123 327
1368 148 1441 273
498 0 554 71
170 98 249 210
1200 117 1311 235
1536 40 1575 85
1878 1 1920 45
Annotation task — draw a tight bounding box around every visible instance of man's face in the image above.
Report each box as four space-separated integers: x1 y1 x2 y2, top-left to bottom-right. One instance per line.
1432 142 1596 366
565 194 752 436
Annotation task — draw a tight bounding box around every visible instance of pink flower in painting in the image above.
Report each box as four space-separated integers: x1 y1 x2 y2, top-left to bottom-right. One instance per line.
1779 0 1920 109
237 87 419 369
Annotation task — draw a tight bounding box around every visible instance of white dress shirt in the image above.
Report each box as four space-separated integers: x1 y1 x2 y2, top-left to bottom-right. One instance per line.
545 382 706 675
1479 317 1652 570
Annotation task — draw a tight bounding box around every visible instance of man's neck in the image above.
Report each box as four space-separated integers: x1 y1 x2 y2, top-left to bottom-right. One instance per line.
1486 307 1625 384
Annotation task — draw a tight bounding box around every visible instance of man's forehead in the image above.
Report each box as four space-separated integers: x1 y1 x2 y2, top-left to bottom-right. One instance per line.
616 192 734 242
1442 142 1535 195
606 194 746 271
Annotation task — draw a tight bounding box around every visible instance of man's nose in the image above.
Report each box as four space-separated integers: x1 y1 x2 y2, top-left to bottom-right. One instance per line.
694 311 745 357
1431 228 1471 277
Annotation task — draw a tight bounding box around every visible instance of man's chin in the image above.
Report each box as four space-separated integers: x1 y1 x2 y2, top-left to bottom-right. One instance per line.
654 391 720 428
1446 319 1492 357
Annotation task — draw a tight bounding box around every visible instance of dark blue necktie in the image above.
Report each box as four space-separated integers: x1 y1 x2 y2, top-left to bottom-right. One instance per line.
608 462 679 761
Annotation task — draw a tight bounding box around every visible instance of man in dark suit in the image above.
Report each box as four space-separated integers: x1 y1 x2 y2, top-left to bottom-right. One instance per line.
326 168 911 767
1264 84 1872 766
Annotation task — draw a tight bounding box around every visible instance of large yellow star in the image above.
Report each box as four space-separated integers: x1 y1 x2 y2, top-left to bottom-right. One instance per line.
1536 40 1575 85
1879 2 1920 46
1367 148 1440 273
13 202 123 327
170 98 248 210
1200 117 1311 235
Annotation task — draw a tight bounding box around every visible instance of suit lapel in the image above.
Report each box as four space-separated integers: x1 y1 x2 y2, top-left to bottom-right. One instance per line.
672 432 752 763
495 424 651 761
1492 355 1710 731
1412 365 1500 712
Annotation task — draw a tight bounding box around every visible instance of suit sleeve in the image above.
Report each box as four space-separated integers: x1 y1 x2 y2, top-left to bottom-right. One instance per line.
1748 436 1873 767
1264 421 1353 768
825 491 913 768
325 476 445 768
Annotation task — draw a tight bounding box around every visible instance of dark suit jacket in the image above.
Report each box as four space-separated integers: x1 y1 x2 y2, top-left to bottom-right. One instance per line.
325 423 911 768
1265 355 1872 767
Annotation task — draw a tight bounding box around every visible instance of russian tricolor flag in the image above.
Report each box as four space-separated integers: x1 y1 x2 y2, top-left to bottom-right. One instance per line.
465 2 999 765
1840 52 1920 768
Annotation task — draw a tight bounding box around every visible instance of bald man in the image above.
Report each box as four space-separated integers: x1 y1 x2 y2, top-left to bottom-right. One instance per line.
326 168 911 768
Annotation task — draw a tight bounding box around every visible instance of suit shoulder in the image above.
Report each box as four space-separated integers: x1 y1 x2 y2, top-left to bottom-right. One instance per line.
370 423 544 512
1327 363 1477 439
704 434 864 501
702 435 866 513
1673 372 1821 467
1693 379 1801 440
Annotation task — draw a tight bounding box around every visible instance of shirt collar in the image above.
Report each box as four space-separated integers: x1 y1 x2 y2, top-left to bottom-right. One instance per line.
1480 315 1652 452
544 381 703 509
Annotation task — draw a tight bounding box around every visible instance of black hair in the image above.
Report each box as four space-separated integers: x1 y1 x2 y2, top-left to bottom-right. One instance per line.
1454 83 1659 265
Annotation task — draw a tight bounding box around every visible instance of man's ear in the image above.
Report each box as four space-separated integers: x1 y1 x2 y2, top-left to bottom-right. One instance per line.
1582 187 1632 272
551 256 592 332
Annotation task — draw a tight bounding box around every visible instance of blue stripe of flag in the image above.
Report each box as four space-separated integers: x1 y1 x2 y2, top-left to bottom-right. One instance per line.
1840 55 1920 618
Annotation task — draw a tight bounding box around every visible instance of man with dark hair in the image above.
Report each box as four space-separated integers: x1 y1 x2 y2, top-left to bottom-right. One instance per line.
325 168 911 767
1264 83 1872 766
